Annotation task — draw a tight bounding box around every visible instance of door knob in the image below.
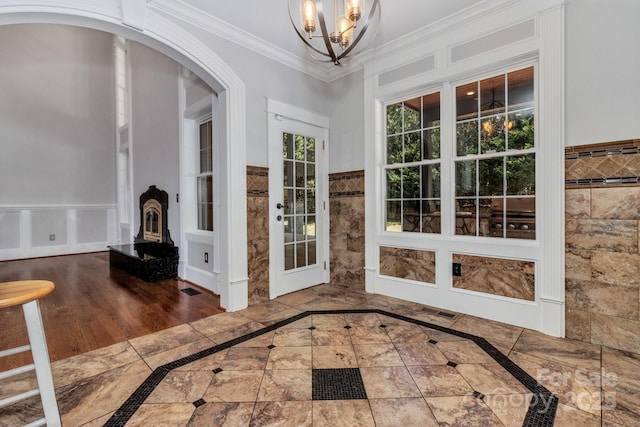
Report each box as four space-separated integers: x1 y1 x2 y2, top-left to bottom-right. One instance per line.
276 202 285 209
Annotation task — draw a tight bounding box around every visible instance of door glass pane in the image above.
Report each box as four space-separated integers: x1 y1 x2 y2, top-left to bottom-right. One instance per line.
295 215 305 241
307 138 316 162
295 135 305 160
296 242 307 268
308 241 317 266
284 189 293 215
296 163 305 187
295 190 305 214
284 216 293 243
283 133 294 160
283 131 318 271
284 160 293 187
307 190 316 214
285 244 294 270
307 216 316 238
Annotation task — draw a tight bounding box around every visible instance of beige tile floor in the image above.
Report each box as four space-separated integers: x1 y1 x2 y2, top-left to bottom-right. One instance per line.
1 284 639 426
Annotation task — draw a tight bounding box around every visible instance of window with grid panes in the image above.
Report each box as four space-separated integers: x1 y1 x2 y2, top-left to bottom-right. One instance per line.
197 119 213 231
455 66 535 239
385 92 441 233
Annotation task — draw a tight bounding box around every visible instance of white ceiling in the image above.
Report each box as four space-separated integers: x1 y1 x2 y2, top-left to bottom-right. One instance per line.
176 0 487 78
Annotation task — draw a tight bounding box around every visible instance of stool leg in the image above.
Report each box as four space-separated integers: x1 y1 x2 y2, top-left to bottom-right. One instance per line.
22 299 61 427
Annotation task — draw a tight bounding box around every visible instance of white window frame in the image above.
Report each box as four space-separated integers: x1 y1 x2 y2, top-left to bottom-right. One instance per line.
364 3 565 338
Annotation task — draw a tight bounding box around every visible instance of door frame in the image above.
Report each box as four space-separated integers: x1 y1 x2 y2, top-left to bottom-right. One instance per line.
267 99 330 299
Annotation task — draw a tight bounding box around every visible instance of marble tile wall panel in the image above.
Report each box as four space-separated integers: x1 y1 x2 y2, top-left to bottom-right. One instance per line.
379 247 435 284
564 142 640 354
452 254 535 301
329 171 365 289
247 167 270 304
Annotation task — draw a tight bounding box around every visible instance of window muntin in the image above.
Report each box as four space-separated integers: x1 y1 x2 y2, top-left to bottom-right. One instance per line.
385 92 441 233
383 66 535 240
454 66 535 239
197 119 213 231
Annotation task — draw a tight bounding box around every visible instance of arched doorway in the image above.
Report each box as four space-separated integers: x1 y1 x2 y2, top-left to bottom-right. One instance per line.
0 1 248 310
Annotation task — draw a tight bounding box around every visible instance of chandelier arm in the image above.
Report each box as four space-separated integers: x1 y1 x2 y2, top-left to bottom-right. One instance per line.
316 0 339 65
336 0 380 61
288 0 334 60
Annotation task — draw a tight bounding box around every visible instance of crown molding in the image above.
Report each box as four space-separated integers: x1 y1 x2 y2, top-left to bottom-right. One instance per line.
149 0 350 82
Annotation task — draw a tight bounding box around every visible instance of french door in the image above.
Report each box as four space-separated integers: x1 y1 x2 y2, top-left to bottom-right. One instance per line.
269 115 328 298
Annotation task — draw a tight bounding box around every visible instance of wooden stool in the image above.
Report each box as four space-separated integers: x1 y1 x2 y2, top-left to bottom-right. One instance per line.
0 280 61 427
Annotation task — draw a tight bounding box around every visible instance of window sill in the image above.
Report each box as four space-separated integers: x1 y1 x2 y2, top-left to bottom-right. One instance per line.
185 230 214 244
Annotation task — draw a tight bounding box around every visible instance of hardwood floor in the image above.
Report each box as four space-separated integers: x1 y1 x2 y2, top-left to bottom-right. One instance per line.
0 252 224 370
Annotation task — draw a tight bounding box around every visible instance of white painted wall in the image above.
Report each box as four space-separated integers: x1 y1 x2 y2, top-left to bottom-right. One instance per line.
129 42 181 242
327 70 365 173
565 0 640 146
0 24 116 205
0 24 117 260
181 27 330 167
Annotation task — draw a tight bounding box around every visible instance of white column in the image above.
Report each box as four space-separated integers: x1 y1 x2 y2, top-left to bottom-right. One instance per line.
538 3 566 337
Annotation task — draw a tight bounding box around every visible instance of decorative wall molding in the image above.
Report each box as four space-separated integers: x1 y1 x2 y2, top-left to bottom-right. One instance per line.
0 205 117 261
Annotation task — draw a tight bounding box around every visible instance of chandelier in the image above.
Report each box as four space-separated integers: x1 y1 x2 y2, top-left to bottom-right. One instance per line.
288 0 381 65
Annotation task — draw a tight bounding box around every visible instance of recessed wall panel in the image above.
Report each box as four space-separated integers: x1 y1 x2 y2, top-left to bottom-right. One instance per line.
452 253 535 301
451 20 535 63
0 211 21 250
31 210 67 247
77 209 108 243
378 56 436 87
379 246 435 283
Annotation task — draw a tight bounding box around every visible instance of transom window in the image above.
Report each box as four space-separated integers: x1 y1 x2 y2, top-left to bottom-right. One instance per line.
384 66 536 240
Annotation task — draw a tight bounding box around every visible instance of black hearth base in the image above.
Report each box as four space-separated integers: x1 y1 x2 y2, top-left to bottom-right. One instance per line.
109 242 179 282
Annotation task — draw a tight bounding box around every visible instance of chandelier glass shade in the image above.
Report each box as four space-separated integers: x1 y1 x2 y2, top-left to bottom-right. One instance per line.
288 0 380 65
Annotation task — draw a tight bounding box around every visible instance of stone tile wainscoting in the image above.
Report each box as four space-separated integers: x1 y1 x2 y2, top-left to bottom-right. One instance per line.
452 254 535 301
246 168 366 305
329 171 365 289
247 166 270 304
565 139 640 354
379 247 436 284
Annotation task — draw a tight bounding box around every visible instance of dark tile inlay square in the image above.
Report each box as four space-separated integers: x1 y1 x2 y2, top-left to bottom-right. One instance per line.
473 391 485 400
312 368 367 400
267 344 276 349
180 287 202 296
193 398 206 408
213 368 223 374
447 361 457 368
428 339 438 344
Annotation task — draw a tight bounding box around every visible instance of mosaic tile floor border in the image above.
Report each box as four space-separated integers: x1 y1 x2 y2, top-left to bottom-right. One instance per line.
104 309 558 427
